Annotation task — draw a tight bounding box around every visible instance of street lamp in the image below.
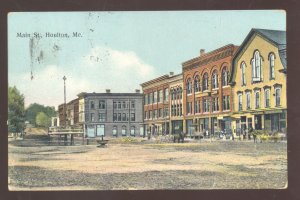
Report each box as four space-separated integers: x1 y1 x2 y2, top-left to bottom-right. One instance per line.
63 76 67 128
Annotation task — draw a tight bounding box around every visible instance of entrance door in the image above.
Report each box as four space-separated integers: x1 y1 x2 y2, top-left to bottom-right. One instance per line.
254 115 262 130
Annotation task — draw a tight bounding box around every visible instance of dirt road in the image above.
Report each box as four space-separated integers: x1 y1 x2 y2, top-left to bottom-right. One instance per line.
8 136 287 190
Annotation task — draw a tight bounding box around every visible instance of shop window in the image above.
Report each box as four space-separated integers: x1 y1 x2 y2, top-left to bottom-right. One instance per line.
122 125 126 136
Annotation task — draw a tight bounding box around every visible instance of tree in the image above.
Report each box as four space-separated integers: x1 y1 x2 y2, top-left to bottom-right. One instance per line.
8 86 25 133
25 103 56 126
35 112 51 127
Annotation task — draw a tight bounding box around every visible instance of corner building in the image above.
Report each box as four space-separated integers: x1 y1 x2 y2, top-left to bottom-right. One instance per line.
229 29 287 137
141 74 171 135
182 45 239 137
77 90 143 137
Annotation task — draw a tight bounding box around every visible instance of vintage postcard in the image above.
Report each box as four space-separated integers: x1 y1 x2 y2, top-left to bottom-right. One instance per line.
8 11 287 190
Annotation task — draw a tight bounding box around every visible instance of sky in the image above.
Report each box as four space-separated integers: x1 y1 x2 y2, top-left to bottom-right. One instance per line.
8 10 286 109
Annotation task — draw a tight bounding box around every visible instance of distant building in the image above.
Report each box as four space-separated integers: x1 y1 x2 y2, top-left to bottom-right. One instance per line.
229 29 287 137
58 98 79 127
77 90 144 137
141 72 183 135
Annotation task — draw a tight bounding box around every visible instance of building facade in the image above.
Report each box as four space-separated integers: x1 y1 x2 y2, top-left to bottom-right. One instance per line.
58 98 79 127
77 90 144 137
229 29 287 137
141 74 171 135
182 45 239 137
169 73 184 134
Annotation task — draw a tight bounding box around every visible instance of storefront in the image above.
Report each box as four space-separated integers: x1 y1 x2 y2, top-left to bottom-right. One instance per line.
171 120 183 135
264 110 287 133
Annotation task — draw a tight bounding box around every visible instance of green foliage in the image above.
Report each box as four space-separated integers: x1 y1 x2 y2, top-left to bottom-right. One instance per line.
35 112 51 127
8 86 25 133
25 103 56 125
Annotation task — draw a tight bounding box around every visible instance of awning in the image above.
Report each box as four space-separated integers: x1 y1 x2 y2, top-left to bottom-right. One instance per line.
264 109 283 114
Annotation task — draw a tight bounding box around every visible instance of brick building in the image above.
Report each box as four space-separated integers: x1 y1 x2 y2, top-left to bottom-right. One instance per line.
182 44 239 137
141 73 172 136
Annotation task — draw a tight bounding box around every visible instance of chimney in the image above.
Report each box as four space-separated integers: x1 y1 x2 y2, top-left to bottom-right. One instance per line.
200 49 205 56
135 89 140 93
169 72 174 77
106 89 111 93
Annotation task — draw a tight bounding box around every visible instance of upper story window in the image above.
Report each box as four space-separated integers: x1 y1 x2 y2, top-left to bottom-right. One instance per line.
194 100 200 113
212 70 218 89
164 88 169 101
264 89 270 108
212 97 219 112
241 62 246 86
171 89 175 100
255 91 260 109
158 90 163 103
176 88 181 99
194 75 200 92
246 92 251 110
99 100 105 109
186 78 192 94
144 94 148 105
99 113 106 122
222 67 229 86
203 99 210 112
269 53 275 80
238 93 243 111
90 113 95 122
252 50 262 82
131 101 135 109
202 73 209 91
187 102 192 114
90 101 95 109
222 95 230 111
153 91 157 103
275 87 281 106
149 93 153 104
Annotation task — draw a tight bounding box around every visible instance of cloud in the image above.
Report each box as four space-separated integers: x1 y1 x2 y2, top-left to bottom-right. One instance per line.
9 46 157 109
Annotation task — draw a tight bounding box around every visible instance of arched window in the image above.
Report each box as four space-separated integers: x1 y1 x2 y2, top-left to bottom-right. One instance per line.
241 62 246 86
269 53 275 80
176 88 180 99
186 78 192 94
194 75 200 92
122 125 126 136
255 92 260 109
265 89 270 107
212 70 218 89
252 50 262 82
202 73 208 91
222 67 229 86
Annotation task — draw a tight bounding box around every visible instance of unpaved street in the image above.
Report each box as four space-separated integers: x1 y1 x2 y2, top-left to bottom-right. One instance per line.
8 136 287 190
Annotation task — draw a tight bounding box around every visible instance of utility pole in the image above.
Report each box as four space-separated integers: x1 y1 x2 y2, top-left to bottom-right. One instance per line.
63 76 67 128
